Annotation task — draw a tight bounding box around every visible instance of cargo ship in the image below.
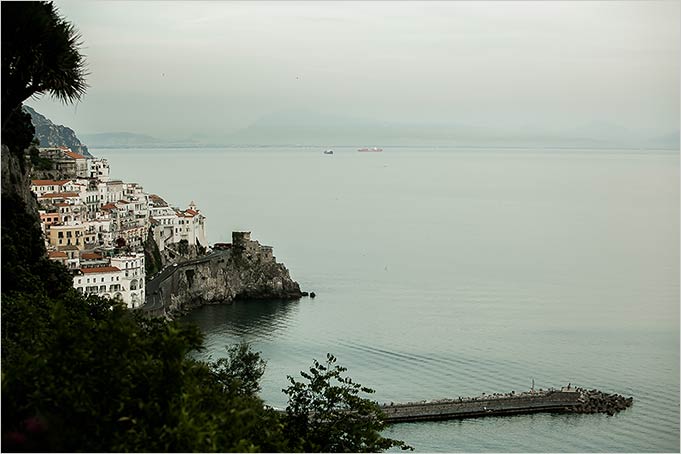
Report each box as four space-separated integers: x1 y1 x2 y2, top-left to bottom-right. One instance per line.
358 147 383 152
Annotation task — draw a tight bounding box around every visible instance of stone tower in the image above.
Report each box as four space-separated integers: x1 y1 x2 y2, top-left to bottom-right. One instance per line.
232 231 252 253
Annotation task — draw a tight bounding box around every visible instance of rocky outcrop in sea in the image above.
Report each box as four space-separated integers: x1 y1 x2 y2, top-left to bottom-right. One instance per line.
143 232 303 318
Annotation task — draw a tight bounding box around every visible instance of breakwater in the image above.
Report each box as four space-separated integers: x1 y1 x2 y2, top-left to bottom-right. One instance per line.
380 388 633 423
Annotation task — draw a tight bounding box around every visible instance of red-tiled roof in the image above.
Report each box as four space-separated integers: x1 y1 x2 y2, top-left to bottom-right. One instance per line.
101 203 117 211
175 209 198 218
32 179 70 186
80 266 121 274
149 194 168 206
65 151 87 160
80 252 103 260
48 251 68 258
39 192 80 199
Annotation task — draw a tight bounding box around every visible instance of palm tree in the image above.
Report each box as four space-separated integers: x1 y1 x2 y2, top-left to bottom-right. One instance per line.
1 1 88 131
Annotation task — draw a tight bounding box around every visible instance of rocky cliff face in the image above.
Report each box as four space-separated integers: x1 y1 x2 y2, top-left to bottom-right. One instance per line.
1 144 40 214
145 236 303 318
1 107 43 244
23 105 92 157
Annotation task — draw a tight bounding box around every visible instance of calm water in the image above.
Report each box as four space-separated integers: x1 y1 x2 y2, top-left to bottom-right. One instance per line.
101 146 679 452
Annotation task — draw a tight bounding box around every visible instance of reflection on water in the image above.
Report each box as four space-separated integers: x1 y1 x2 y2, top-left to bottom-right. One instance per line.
181 299 301 354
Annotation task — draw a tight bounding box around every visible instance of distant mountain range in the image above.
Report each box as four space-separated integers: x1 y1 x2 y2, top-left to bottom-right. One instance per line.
221 110 679 149
24 107 679 150
23 105 92 157
78 132 193 148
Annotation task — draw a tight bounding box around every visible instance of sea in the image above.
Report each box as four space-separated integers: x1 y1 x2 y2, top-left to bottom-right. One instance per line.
99 146 679 452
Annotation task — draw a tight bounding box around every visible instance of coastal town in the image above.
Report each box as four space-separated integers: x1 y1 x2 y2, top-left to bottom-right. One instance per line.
30 145 207 309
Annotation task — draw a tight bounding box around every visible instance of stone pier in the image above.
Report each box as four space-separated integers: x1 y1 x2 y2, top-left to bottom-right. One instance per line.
380 388 633 423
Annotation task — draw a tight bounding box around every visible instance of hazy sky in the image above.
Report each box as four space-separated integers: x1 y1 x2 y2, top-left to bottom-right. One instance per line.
29 1 680 141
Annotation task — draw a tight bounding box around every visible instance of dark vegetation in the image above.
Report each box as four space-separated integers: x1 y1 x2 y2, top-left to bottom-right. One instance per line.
1 2 409 451
28 145 54 171
284 354 409 452
1 1 88 130
144 226 163 276
178 238 190 255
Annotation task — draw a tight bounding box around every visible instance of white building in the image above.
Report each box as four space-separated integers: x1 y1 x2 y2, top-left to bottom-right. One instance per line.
172 201 207 247
148 195 176 252
148 196 206 252
99 180 124 205
88 158 110 181
36 192 86 224
123 183 150 229
73 254 145 309
64 150 89 178
102 199 147 251
73 266 124 303
84 217 115 248
31 179 71 197
110 253 145 308
83 179 102 220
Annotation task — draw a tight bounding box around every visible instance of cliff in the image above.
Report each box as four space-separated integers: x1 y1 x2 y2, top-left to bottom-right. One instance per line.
2 105 74 298
144 232 303 318
23 105 92 157
1 143 40 215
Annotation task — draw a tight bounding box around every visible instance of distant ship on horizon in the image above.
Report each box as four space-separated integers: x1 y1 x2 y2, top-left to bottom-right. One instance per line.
358 147 383 152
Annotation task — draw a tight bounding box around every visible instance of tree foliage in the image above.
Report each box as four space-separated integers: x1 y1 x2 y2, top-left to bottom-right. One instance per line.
29 146 54 171
283 354 413 452
1 287 291 452
1 1 88 129
178 238 190 255
211 342 267 397
144 227 164 276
